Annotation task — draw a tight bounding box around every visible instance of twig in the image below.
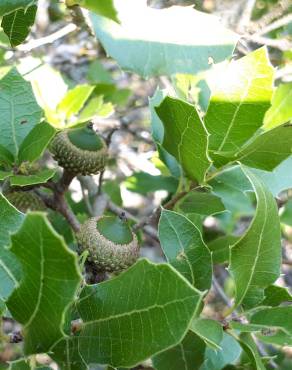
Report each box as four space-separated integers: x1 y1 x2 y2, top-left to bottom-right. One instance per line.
248 0 291 32
133 189 191 232
67 4 93 35
105 127 119 146
107 201 158 241
253 335 278 369
17 23 77 52
97 171 105 196
80 182 94 216
275 65 292 81
212 276 233 308
255 14 292 36
236 0 256 33
120 126 154 145
35 189 80 233
244 34 292 51
35 170 80 233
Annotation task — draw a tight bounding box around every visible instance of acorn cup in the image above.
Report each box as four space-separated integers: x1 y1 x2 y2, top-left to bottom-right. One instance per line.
6 191 45 213
77 215 140 273
50 125 108 175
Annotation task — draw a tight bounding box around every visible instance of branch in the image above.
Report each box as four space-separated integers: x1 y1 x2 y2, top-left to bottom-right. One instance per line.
35 170 80 233
244 34 292 51
236 0 257 33
255 13 292 36
35 189 80 233
107 201 158 241
133 188 197 232
17 23 77 52
212 276 233 308
248 0 291 32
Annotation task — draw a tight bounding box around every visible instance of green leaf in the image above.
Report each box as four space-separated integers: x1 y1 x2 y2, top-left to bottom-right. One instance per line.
177 191 225 216
0 0 36 16
149 89 181 178
0 68 43 155
57 84 94 124
0 144 14 165
151 89 167 144
10 168 56 186
209 167 254 217
233 124 292 171
229 167 281 310
87 60 114 84
230 321 264 333
0 193 24 303
67 0 119 23
213 157 292 200
75 259 203 368
201 333 242 370
237 333 266 370
159 209 212 290
90 0 238 78
250 306 292 346
0 170 13 180
0 247 22 302
252 156 292 196
261 285 292 307
124 172 178 195
156 97 211 183
102 180 123 207
6 213 81 355
152 331 205 370
280 199 292 226
51 337 87 370
207 235 239 264
78 95 113 124
264 82 292 129
205 47 274 155
8 359 30 370
18 122 56 164
1 5 37 47
190 318 223 350
23 63 68 126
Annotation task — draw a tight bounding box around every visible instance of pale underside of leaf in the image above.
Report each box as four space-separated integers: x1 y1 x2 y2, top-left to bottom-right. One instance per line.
90 0 238 78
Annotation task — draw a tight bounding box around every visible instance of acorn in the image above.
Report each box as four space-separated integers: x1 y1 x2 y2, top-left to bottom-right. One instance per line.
50 125 108 175
6 191 45 213
77 215 140 272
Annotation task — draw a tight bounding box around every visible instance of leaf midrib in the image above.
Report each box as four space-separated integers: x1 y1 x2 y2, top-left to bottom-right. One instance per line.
82 296 195 327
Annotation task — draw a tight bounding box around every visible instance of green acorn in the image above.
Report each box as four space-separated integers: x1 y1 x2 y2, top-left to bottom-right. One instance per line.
50 125 108 175
77 215 140 272
6 191 45 213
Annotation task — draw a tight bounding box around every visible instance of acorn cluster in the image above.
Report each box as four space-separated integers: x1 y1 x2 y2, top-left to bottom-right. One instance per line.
77 215 139 272
51 124 140 272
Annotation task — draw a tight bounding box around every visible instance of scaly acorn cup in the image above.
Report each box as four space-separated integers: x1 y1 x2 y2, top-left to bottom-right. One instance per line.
50 125 108 175
6 191 45 213
77 215 140 272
